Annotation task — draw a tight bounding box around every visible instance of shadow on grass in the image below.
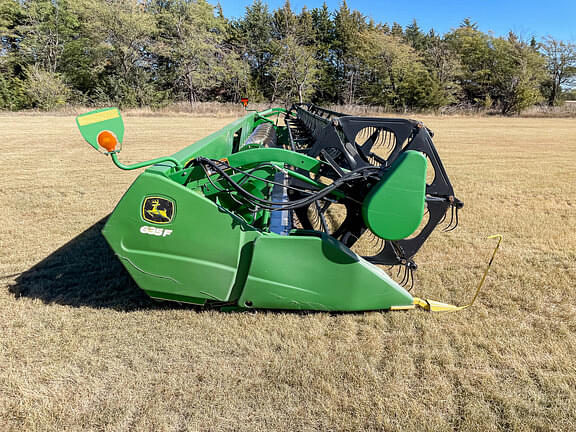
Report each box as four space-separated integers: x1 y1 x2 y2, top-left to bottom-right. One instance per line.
10 217 192 312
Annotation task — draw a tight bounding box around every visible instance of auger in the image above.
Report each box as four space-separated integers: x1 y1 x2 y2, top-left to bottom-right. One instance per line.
76 103 498 312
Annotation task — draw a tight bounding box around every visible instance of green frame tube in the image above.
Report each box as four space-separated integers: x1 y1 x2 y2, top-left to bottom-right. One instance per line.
111 152 183 171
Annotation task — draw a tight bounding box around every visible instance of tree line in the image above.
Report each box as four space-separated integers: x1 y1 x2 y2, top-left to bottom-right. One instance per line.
0 0 575 113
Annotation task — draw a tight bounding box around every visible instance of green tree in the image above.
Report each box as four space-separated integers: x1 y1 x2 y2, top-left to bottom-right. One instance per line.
14 0 87 109
446 22 493 106
272 0 296 39
0 0 23 64
153 0 243 103
0 0 28 109
24 63 70 109
333 0 368 103
396 66 446 110
404 19 425 51
217 12 251 102
540 36 576 105
233 0 274 100
267 1 320 104
77 0 159 107
390 22 403 37
270 34 319 104
358 29 438 110
18 0 78 73
491 34 546 114
296 6 314 46
422 30 461 106
310 2 336 103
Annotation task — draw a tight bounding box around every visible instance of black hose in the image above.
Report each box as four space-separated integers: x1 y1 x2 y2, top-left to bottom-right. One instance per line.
193 157 380 211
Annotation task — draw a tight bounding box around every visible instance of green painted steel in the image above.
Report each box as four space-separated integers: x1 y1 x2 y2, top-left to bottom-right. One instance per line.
76 107 124 153
362 150 427 241
102 172 261 304
238 234 413 310
226 148 326 173
111 152 183 171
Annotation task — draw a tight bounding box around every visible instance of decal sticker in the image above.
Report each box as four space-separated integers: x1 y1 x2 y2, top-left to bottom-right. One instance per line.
140 226 173 237
142 197 175 224
77 108 120 126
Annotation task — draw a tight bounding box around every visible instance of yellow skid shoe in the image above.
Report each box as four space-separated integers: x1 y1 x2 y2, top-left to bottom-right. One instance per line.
413 297 466 312
389 297 467 312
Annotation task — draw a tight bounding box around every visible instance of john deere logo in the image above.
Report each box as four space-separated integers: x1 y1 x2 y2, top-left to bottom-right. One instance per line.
142 197 174 224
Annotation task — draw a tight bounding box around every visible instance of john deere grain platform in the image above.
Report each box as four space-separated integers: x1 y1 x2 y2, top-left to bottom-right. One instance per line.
76 103 499 312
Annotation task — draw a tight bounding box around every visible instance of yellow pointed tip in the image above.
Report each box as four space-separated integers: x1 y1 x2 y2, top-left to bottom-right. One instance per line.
412 297 465 312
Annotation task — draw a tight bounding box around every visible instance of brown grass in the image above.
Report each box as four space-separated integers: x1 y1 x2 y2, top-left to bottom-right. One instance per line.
1 114 575 431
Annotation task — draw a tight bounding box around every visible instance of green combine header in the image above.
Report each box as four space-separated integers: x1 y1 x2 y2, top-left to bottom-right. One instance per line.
76 103 499 312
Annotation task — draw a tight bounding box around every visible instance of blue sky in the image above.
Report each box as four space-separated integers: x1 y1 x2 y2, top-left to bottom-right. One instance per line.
217 0 576 41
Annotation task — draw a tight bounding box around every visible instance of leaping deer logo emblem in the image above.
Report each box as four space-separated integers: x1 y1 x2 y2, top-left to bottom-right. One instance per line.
142 197 174 224
147 200 169 220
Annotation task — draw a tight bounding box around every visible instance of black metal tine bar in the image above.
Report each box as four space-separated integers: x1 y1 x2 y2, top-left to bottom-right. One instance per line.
399 266 408 286
439 207 448 225
443 204 456 232
408 266 415 291
444 205 460 232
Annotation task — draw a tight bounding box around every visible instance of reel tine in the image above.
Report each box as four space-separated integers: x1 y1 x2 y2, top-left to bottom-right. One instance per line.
400 264 412 287
444 206 460 232
399 265 408 286
439 208 447 225
442 204 455 232
387 130 395 153
402 265 414 291
454 206 460 229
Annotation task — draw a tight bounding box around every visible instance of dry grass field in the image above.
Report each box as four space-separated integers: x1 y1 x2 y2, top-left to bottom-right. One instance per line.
1 112 575 431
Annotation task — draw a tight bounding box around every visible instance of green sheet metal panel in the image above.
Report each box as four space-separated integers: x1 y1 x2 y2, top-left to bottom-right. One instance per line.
362 150 427 241
102 172 260 304
239 234 413 311
76 107 124 153
225 147 326 174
